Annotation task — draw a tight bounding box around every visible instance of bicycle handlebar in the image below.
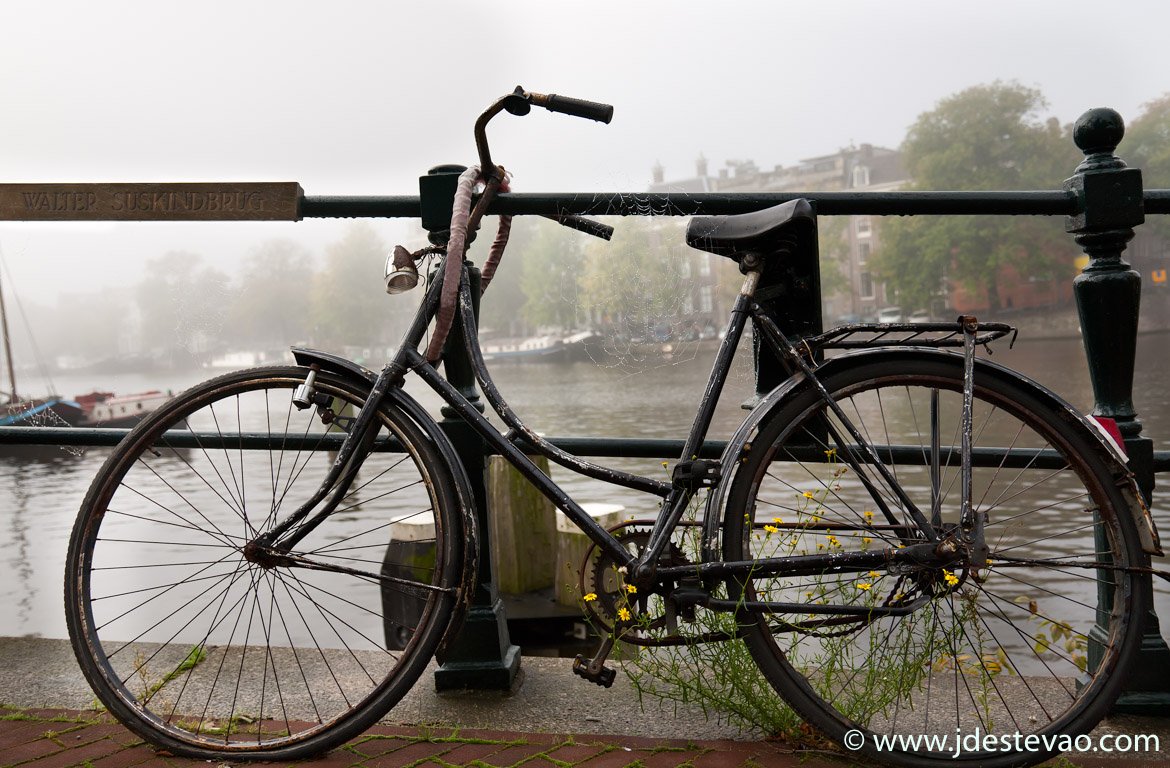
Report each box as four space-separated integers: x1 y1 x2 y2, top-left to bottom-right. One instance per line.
476 87 615 242
531 92 614 124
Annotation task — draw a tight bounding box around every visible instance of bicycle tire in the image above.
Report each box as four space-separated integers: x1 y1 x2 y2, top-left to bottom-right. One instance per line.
722 350 1147 767
65 366 465 760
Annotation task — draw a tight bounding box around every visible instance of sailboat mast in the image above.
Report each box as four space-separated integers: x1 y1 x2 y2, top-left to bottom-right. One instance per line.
0 264 17 403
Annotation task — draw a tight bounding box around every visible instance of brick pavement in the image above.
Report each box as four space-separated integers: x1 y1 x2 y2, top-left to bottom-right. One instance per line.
4 706 1165 767
0 707 843 768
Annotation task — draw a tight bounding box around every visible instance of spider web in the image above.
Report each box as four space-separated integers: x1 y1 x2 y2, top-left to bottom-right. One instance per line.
546 189 745 376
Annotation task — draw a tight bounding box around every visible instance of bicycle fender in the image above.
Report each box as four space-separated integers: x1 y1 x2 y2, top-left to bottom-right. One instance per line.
289 346 481 652
701 348 1161 559
291 346 378 383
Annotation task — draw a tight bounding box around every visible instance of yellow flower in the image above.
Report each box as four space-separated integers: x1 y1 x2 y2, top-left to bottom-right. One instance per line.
857 582 872 591
826 535 841 548
863 510 874 523
824 448 836 459
617 607 631 622
868 570 881 578
763 524 779 534
861 536 874 546
802 491 816 499
772 517 784 524
583 592 598 602
943 570 960 587
625 584 637 595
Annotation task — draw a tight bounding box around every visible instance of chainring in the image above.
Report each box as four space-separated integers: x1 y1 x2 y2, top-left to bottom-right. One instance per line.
580 527 691 634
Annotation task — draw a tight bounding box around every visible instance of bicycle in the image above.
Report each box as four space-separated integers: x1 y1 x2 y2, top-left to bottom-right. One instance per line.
64 87 1163 768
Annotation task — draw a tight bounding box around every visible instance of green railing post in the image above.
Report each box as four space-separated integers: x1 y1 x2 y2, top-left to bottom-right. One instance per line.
1066 108 1170 714
420 164 521 690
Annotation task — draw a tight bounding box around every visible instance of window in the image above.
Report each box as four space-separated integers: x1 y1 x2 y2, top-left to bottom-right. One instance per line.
856 216 871 236
852 165 870 187
699 285 713 313
859 271 875 299
699 254 711 277
858 242 871 265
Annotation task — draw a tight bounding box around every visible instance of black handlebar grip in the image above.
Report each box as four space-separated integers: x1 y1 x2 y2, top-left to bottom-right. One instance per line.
543 94 614 124
545 214 614 241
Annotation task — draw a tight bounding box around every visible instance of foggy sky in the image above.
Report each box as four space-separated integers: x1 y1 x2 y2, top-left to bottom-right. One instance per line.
2 0 1168 307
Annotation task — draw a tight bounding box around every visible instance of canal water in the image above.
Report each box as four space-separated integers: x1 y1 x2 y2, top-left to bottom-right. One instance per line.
2 331 1168 641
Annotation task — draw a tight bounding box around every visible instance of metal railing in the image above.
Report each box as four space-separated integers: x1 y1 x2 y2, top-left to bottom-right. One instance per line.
1 106 1167 710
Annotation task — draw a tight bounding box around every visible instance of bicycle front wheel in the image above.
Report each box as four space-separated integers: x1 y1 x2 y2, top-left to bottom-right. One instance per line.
66 366 465 760
723 351 1146 768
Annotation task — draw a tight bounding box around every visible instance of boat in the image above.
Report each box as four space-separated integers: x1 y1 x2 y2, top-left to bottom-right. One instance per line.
481 330 600 363
0 263 86 428
74 389 173 428
0 397 84 428
0 248 170 435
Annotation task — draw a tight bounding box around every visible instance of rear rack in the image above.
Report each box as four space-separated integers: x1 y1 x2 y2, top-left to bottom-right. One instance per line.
809 321 1017 349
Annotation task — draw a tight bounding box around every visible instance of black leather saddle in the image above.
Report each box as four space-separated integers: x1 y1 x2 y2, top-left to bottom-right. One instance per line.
685 199 816 261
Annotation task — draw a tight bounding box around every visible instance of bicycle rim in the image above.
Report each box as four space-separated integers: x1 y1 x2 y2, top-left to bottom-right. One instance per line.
723 352 1145 767
66 366 462 759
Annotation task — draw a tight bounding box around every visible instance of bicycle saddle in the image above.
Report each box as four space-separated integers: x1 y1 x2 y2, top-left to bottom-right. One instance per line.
685 198 816 261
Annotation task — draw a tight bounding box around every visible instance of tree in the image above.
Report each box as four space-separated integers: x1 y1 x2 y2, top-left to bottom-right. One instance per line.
518 219 586 330
475 217 594 336
578 218 691 338
814 215 851 311
1120 93 1170 239
476 221 529 337
226 239 315 349
311 224 397 349
873 82 1081 312
136 251 230 366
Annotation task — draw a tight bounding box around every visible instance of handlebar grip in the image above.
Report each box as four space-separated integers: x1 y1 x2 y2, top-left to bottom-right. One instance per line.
542 93 614 124
545 214 614 241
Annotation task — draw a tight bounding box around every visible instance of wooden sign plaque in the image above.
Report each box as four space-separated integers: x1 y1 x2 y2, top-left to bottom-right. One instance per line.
0 182 302 221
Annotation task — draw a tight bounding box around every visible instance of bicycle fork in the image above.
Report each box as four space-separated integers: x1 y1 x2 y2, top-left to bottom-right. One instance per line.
243 362 400 563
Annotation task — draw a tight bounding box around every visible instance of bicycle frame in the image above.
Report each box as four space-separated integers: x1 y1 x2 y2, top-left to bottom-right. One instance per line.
256 253 963 601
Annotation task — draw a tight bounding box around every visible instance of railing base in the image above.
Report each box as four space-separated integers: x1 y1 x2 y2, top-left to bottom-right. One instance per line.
434 600 522 691
1111 610 1170 716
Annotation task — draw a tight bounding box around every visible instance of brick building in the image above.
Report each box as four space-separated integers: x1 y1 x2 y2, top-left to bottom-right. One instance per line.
650 145 908 324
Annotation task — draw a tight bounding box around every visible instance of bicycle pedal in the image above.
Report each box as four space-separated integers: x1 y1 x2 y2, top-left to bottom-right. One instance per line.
572 654 616 688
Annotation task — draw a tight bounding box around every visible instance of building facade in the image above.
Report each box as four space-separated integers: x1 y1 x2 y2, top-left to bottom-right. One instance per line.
650 145 908 325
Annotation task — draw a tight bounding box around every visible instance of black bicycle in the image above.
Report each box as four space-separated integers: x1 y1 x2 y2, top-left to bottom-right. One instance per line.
65 88 1161 768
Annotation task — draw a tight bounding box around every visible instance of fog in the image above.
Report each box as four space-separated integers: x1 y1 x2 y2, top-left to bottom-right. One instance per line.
1 1 1168 366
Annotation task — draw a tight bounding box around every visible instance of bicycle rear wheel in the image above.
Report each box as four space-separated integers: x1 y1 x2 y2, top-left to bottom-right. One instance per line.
722 351 1147 767
66 366 465 760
